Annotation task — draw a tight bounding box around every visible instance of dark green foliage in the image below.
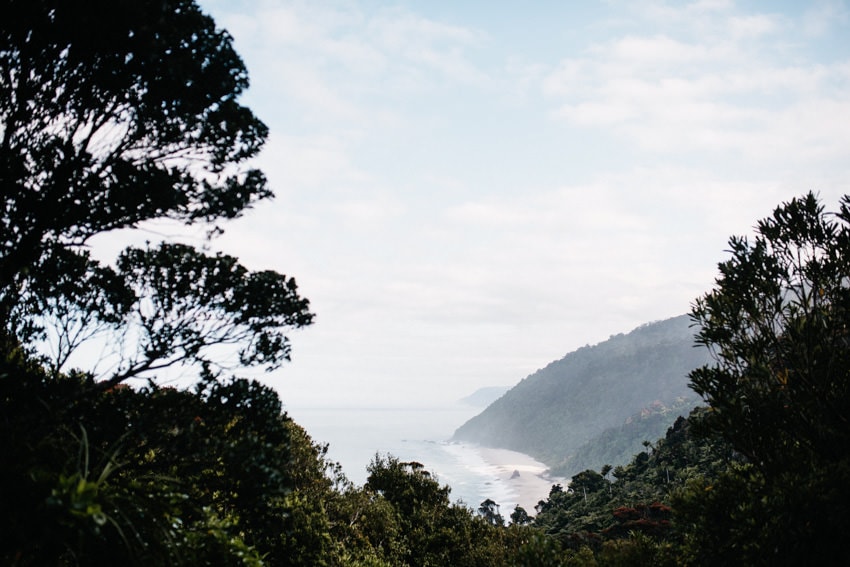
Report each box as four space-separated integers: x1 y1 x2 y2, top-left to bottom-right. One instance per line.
532 408 732 555
16 241 313 386
510 505 532 526
366 456 451 519
509 193 850 564
0 0 312 383
2 342 410 566
550 397 698 477
597 532 678 567
478 498 506 526
0 0 269 286
0 343 289 565
104 242 312 385
361 455 530 567
568 469 606 494
20 245 134 374
453 315 709 474
681 192 850 564
691 192 850 479
511 532 571 567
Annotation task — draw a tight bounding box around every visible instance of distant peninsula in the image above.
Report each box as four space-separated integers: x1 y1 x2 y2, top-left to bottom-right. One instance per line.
452 315 710 477
458 386 511 408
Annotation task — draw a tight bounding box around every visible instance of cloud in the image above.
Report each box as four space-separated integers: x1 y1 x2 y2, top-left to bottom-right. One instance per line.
728 14 783 38
259 133 368 191
599 34 727 65
367 9 490 86
802 0 850 37
212 0 490 128
187 0 850 407
539 5 850 169
331 198 406 227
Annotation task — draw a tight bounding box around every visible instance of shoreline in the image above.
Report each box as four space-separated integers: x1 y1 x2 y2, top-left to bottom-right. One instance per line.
474 446 568 515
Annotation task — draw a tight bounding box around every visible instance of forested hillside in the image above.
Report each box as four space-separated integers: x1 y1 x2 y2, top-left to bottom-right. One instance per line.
549 395 697 477
453 315 711 476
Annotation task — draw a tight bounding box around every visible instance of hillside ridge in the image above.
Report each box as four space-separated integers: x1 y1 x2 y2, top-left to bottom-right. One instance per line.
452 314 711 476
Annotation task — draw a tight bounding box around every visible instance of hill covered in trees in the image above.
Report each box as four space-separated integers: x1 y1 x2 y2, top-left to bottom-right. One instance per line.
453 315 711 476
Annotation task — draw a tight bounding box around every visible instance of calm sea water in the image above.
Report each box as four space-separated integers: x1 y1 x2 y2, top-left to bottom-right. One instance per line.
285 405 519 511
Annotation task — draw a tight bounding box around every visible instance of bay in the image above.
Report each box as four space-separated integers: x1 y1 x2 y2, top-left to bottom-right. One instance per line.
285 404 548 513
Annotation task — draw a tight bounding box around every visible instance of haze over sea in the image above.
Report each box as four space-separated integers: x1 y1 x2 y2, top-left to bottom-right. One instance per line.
286 404 555 514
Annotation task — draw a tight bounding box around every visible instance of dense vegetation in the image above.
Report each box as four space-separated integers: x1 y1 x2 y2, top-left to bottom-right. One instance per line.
530 192 850 565
453 315 709 476
0 349 526 565
526 407 736 565
550 396 697 478
3 1 850 564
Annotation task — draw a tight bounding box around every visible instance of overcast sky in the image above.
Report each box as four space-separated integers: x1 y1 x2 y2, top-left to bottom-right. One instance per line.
181 0 850 407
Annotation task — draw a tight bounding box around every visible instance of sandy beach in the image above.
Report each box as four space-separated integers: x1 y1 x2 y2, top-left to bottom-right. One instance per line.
476 446 568 515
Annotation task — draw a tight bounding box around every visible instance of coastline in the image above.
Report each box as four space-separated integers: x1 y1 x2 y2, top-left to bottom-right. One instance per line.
475 446 567 514
287 406 568 516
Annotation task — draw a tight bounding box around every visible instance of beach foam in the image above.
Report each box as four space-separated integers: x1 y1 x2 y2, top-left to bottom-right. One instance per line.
439 442 566 517
286 406 567 518
476 446 567 514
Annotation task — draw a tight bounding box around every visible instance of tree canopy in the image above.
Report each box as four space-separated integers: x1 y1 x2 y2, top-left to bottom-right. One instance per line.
686 192 850 564
690 192 850 478
508 193 850 565
0 0 312 382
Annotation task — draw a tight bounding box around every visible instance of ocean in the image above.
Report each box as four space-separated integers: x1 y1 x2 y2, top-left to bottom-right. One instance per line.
285 405 529 512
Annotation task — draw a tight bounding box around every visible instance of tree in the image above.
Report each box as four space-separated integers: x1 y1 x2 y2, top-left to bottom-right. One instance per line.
478 498 504 526
0 3 326 563
365 455 451 519
510 505 532 526
0 0 312 381
567 469 607 496
364 455 523 567
0 349 295 565
1 0 268 280
686 192 850 564
689 192 850 478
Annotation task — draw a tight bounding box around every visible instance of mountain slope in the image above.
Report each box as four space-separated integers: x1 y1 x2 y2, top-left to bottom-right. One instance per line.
452 315 711 475
549 395 697 477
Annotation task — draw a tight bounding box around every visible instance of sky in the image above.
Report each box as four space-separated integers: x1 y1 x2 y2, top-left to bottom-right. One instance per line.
166 0 850 408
